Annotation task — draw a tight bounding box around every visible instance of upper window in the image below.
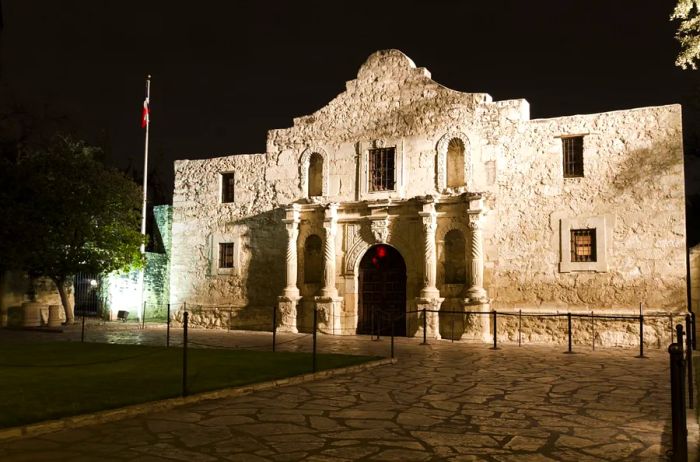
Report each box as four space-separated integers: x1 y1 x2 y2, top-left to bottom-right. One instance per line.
308 153 323 197
221 172 235 203
562 136 584 178
369 147 395 192
570 229 596 262
219 242 235 268
446 138 465 188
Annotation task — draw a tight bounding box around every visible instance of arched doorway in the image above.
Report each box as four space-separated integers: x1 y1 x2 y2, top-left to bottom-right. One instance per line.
358 244 407 336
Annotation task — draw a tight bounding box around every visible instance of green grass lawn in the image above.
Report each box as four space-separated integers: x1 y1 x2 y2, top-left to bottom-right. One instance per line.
0 342 379 428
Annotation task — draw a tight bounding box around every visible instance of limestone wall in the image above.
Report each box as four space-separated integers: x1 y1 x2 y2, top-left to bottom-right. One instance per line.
487 105 686 313
169 49 688 341
691 245 700 313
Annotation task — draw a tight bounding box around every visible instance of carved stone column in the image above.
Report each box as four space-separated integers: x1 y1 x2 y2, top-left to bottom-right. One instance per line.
419 201 439 299
415 197 442 339
465 212 487 302
320 203 338 298
316 203 343 334
278 204 301 333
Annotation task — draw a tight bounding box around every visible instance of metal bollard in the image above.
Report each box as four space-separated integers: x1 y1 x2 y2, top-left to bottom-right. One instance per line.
421 308 428 345
668 342 688 461
491 310 498 350
692 311 697 351
636 314 645 358
81 314 86 343
565 312 573 354
166 304 171 347
677 324 684 347
272 305 277 353
182 311 189 397
312 308 317 373
687 315 694 410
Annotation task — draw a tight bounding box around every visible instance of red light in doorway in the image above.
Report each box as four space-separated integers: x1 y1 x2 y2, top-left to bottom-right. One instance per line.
376 246 387 258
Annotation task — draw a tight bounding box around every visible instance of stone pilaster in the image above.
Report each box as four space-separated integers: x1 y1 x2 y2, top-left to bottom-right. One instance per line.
415 197 442 339
320 203 338 298
278 204 301 333
418 199 439 299
465 211 487 302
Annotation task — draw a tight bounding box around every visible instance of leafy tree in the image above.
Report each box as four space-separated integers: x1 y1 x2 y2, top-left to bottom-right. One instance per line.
672 0 700 69
0 134 144 323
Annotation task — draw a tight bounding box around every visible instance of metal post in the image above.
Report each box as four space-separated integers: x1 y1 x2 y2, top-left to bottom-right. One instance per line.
81 314 85 343
390 313 395 359
371 307 375 341
636 314 645 358
677 323 684 347
376 311 382 341
668 342 688 461
182 311 189 397
166 303 170 347
687 314 694 409
491 310 498 350
421 308 427 345
272 305 277 353
565 312 573 354
692 311 697 351
312 308 318 373
518 309 522 347
142 301 146 329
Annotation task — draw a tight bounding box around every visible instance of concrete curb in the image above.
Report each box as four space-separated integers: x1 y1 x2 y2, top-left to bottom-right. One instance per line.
0 357 396 442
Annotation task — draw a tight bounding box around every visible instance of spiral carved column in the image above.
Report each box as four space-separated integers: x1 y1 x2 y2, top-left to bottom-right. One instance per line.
321 203 338 298
278 204 301 333
415 199 442 339
466 213 487 302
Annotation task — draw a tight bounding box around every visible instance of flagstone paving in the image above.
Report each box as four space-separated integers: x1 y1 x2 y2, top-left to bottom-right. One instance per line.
0 323 679 460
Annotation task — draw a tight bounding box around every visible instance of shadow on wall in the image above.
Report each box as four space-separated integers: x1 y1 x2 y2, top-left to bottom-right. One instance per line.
238 207 287 328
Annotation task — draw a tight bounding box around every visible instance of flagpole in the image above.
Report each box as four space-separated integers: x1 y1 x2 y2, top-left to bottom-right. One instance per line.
139 75 151 325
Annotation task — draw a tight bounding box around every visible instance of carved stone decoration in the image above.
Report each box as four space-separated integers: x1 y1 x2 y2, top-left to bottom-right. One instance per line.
299 146 330 198
370 217 390 243
373 138 385 148
436 131 472 192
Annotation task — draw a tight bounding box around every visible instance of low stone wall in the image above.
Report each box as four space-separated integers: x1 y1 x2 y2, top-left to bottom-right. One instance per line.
172 304 272 331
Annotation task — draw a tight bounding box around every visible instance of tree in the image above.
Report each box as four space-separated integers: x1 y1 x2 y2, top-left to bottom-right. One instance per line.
672 0 700 69
0 134 144 323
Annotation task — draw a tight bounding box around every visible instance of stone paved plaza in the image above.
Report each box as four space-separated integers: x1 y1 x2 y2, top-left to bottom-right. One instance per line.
0 323 687 461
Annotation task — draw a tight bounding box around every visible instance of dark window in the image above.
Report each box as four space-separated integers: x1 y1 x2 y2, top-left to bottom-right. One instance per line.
570 229 596 262
219 243 235 268
304 235 323 283
369 147 395 192
221 173 235 203
444 230 466 283
308 153 323 197
562 136 584 178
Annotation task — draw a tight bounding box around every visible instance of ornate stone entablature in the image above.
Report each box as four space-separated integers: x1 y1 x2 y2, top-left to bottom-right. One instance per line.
436 131 472 193
299 146 330 198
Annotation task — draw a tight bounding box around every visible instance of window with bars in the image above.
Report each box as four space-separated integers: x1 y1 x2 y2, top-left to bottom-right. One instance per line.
221 173 235 203
219 243 235 268
570 229 596 262
562 136 584 178
368 147 395 192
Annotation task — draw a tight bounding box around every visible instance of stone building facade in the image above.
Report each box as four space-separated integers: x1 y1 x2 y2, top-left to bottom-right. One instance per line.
170 50 687 345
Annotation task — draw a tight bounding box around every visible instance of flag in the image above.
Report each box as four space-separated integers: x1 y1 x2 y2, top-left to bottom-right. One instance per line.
141 97 149 128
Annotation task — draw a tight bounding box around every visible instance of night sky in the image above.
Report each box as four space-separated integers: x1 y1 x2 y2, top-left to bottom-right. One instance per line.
2 1 700 205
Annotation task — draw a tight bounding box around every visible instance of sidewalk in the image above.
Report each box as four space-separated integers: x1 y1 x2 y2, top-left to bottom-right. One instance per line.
0 322 692 460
